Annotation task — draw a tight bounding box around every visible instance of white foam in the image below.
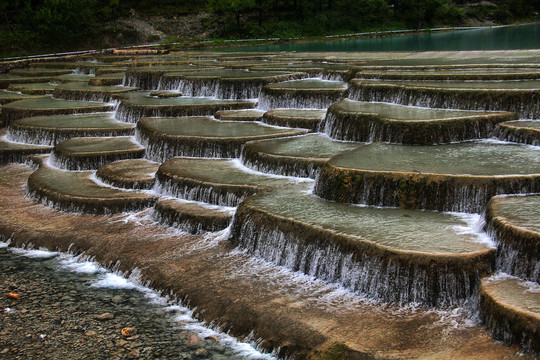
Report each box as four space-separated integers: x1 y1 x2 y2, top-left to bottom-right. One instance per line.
91 273 138 289
1 133 51 147
449 212 496 248
484 272 540 293
521 280 540 293
0 240 10 248
229 158 314 184
478 138 540 149
159 196 237 214
9 247 59 259
483 271 518 283
57 254 104 274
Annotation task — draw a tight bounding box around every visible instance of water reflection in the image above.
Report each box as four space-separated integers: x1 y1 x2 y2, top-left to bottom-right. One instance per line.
222 23 540 52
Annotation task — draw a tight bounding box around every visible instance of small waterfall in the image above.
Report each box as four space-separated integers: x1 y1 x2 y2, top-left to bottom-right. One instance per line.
479 275 540 356
262 112 324 132
154 175 254 207
136 128 243 162
74 67 96 75
52 88 119 103
50 151 144 171
115 100 254 124
161 79 266 100
229 205 491 307
0 147 51 165
123 72 163 90
321 72 347 81
115 103 148 123
348 82 540 119
152 200 233 235
175 79 220 98
153 211 215 235
7 126 134 146
494 242 540 282
26 182 157 215
1 108 33 127
241 149 322 179
323 109 504 145
314 166 540 213
492 124 540 146
484 206 540 283
96 173 155 190
480 307 539 355
258 91 345 110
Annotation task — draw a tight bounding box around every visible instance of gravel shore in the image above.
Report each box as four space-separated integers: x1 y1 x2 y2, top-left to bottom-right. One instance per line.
0 246 248 360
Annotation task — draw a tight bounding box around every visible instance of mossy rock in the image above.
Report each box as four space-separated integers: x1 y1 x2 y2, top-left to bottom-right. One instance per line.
149 90 183 98
9 113 135 146
89 73 126 86
242 134 359 178
52 136 145 170
154 198 233 235
314 142 540 213
96 159 159 190
262 109 326 131
94 67 128 76
53 82 138 102
214 109 264 122
0 74 53 89
0 90 44 105
115 92 256 123
0 129 52 165
494 120 540 146
324 99 518 145
27 156 158 214
9 68 74 77
51 74 96 83
349 79 540 119
485 195 540 282
480 276 540 355
7 82 58 95
259 79 348 110
0 97 114 127
137 116 306 161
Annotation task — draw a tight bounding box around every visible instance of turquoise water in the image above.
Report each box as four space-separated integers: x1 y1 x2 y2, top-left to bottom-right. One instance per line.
221 23 540 52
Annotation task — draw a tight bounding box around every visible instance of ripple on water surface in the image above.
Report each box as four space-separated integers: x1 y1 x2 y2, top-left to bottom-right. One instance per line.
331 142 540 176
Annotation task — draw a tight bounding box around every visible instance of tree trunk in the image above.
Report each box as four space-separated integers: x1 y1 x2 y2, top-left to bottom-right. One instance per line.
3 11 13 32
236 12 241 34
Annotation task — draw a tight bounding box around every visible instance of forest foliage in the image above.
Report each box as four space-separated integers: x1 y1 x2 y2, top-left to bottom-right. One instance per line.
1 0 539 56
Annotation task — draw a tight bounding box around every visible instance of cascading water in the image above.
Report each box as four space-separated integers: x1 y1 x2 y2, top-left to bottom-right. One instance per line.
1 48 539 358
348 81 540 119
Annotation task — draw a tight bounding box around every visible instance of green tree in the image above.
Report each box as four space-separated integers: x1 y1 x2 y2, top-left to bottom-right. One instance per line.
33 0 98 46
208 0 256 34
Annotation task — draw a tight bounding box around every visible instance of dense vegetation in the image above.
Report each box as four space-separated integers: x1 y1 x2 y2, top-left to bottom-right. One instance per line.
1 0 539 57
207 0 540 38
